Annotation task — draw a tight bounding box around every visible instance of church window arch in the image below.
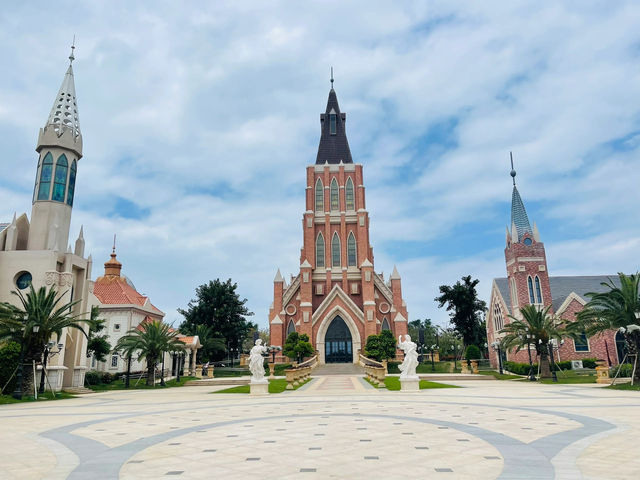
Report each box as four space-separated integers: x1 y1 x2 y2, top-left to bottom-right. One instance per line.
493 302 504 331
347 232 357 267
527 276 535 304
315 178 324 212
37 152 54 200
345 177 355 210
330 178 339 211
330 113 337 135
381 317 391 331
67 160 77 206
534 276 543 304
331 232 341 267
52 154 68 202
316 232 325 268
510 277 518 307
287 320 296 337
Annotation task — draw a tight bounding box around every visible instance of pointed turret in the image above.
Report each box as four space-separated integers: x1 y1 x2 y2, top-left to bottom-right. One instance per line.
509 154 533 243
315 79 353 164
274 269 284 283
74 225 85 257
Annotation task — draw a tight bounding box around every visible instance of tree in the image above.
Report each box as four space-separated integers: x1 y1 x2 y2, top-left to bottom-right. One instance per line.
115 320 185 386
408 318 438 349
436 327 463 360
500 304 564 378
364 330 397 362
282 332 314 363
189 324 226 363
572 273 640 382
0 285 90 397
242 327 270 353
86 306 111 363
179 279 256 352
435 275 487 347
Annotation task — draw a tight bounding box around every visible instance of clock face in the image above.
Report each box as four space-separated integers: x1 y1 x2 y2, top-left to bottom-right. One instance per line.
523 237 533 246
16 272 32 290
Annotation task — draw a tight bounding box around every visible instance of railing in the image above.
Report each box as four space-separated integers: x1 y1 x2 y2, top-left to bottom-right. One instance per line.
284 355 318 390
359 354 386 386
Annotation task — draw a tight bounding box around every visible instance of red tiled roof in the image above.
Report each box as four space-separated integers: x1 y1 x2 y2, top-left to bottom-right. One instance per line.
179 336 195 344
94 276 162 313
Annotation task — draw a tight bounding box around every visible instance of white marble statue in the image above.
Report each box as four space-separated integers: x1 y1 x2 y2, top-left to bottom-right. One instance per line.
249 339 268 383
398 334 419 379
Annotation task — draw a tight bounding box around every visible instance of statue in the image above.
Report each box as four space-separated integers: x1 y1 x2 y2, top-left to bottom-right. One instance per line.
398 334 419 379
249 339 268 383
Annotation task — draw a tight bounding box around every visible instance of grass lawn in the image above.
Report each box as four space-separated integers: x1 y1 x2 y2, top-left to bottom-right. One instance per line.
477 371 523 380
606 382 640 391
0 391 76 405
213 378 310 394
540 371 596 384
382 376 460 391
87 376 197 391
388 361 455 374
212 368 250 378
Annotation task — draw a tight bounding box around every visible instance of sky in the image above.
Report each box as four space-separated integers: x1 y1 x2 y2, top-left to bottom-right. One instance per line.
1 1 639 330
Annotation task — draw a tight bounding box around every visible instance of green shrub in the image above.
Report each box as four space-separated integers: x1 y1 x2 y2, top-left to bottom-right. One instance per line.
0 341 21 394
365 330 397 362
387 361 400 374
504 361 536 376
554 360 572 371
84 371 102 386
612 363 633 377
100 372 115 384
464 345 482 362
581 358 600 369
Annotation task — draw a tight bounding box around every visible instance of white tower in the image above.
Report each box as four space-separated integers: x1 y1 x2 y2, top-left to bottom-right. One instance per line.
28 45 83 251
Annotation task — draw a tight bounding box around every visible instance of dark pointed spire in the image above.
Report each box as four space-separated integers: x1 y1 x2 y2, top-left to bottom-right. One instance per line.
509 153 533 242
315 81 353 165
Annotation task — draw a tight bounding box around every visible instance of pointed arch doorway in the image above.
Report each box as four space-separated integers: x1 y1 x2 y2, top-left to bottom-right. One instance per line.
324 316 353 363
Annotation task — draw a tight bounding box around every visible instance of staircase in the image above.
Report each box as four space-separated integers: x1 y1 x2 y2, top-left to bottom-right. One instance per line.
63 386 95 394
313 363 365 375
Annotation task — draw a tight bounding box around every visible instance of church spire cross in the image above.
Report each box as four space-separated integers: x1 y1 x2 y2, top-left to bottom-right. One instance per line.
510 151 516 186
508 152 533 242
330 66 334 89
112 233 116 254
69 36 76 64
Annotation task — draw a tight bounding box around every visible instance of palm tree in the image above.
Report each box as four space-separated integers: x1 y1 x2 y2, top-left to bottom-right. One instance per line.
115 320 185 386
500 304 564 378
0 285 90 397
573 273 640 382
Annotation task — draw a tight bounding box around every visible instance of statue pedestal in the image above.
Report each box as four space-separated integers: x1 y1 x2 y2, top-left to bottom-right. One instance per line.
250 381 269 395
400 377 420 392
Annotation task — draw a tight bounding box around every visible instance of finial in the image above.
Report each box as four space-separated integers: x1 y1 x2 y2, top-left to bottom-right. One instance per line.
509 151 516 185
69 35 76 64
330 67 334 89
112 234 116 254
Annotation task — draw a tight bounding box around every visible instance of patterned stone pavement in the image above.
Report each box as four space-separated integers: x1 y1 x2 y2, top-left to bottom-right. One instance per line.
0 377 638 479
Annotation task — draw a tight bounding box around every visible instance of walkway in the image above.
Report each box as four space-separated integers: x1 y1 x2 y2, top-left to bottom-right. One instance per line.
0 381 638 479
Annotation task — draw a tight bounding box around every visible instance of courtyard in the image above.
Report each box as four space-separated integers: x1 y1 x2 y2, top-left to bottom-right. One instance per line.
0 376 638 479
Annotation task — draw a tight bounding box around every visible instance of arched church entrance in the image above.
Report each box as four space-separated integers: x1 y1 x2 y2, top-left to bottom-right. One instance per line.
325 316 352 363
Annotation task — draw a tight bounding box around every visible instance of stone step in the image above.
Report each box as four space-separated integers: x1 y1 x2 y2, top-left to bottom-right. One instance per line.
63 386 96 394
184 378 250 386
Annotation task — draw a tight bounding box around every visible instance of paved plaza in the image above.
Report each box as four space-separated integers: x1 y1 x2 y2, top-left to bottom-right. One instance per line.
0 377 639 479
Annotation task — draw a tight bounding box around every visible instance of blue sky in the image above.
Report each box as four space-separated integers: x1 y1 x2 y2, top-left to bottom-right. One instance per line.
1 1 639 329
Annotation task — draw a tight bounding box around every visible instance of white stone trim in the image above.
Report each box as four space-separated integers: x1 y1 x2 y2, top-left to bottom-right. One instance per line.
312 284 364 325
271 315 283 325
315 305 362 364
555 292 586 316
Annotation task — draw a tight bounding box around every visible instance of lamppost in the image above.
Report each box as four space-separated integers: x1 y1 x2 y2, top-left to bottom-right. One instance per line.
160 351 166 387
454 344 461 371
540 339 558 382
491 341 504 375
39 341 64 394
266 345 282 379
176 351 184 383
525 334 536 381
117 350 132 388
430 344 437 371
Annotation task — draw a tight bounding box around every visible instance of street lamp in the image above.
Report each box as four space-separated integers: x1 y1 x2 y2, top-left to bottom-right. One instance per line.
491 341 504 375
117 350 133 388
39 341 64 394
526 334 536 381
430 344 437 372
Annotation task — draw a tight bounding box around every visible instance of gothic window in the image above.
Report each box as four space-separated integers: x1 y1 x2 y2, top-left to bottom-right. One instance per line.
345 177 355 210
315 178 324 212
534 276 543 304
330 113 337 135
381 317 391 331
527 276 535 304
67 160 77 206
111 355 118 368
347 232 357 267
510 277 518 307
574 333 589 352
287 320 296 337
37 152 54 200
493 302 504 331
316 233 325 268
52 154 68 202
330 178 339 211
332 232 341 267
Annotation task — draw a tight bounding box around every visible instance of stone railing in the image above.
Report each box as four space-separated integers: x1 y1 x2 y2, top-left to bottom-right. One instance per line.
359 354 386 386
284 355 318 390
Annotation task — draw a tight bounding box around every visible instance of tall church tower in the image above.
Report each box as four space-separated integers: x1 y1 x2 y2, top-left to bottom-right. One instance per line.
269 81 409 364
28 45 83 251
504 156 552 314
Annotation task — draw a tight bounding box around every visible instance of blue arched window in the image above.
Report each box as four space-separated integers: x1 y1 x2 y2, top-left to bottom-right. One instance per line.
287 320 296 337
37 152 54 200
316 233 325 268
330 178 339 211
332 232 341 267
347 232 357 267
534 276 543 304
52 154 68 202
315 178 324 212
345 177 355 210
527 276 535 304
66 160 77 206
381 317 391 331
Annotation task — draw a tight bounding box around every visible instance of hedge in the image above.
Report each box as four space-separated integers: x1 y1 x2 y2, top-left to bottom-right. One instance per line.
611 364 634 378
0 341 21 394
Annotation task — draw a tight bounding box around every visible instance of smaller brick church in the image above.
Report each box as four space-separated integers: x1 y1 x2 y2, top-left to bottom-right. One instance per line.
486 163 624 367
269 83 409 364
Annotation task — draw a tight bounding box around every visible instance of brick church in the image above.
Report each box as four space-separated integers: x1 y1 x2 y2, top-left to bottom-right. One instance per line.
486 164 624 367
269 84 408 364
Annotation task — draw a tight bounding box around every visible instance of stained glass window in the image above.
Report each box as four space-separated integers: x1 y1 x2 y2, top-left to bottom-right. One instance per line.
345 177 354 210
315 178 324 212
316 233 325 268
534 276 543 304
330 178 339 211
37 152 54 200
528 277 535 304
67 160 77 206
332 232 341 267
52 154 68 202
347 232 356 266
